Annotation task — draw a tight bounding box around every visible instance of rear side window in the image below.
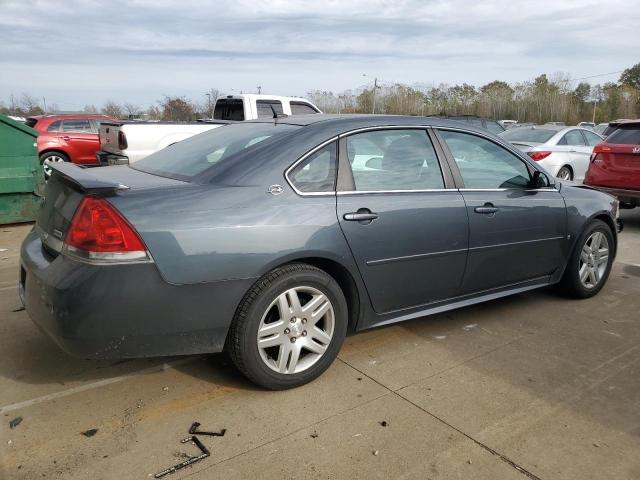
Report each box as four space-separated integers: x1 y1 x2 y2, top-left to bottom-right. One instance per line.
558 130 586 146
25 118 39 128
46 121 61 132
439 130 531 189
256 100 283 119
583 130 603 147
345 130 444 191
290 102 319 115
60 119 92 133
607 125 640 145
288 142 337 193
485 121 505 135
213 99 245 121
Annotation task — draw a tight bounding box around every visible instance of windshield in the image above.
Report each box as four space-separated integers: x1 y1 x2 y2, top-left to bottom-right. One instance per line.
500 128 557 143
131 123 300 180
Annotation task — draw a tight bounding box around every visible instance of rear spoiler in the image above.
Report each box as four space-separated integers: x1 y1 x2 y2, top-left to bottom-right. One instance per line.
50 163 129 194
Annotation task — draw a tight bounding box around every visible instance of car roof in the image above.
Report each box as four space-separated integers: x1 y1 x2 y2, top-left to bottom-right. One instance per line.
28 114 112 121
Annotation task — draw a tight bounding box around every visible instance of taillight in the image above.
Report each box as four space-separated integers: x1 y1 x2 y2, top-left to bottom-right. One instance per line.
64 197 150 263
590 143 610 163
527 151 552 161
118 131 128 150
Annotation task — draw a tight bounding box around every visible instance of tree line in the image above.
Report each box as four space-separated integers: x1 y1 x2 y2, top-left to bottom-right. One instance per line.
2 64 639 124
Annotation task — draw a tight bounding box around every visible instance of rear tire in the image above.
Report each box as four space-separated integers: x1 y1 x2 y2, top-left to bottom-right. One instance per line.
556 166 573 181
227 263 348 390
40 152 69 178
557 219 614 298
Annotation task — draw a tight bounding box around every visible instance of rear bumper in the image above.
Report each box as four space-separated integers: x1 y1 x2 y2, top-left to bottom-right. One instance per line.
97 150 129 166
19 229 253 359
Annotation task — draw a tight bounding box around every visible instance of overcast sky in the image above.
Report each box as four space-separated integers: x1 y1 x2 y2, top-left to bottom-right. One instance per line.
1 0 638 110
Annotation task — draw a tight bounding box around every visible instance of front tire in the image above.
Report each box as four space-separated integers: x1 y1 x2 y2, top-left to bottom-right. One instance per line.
227 263 348 389
40 152 69 178
557 219 614 298
556 165 573 181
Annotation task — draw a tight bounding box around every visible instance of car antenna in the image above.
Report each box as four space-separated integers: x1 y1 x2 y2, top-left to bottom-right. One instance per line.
270 105 288 124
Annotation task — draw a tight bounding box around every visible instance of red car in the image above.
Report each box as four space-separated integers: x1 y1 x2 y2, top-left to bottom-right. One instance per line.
25 114 115 177
585 120 640 209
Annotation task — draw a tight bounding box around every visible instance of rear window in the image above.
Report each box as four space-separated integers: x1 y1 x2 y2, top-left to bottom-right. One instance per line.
213 99 245 121
131 123 300 181
499 128 557 143
25 118 39 128
606 125 640 145
485 121 505 134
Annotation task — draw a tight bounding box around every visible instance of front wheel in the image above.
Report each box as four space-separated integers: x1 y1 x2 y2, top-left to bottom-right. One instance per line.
556 166 573 181
557 219 614 298
227 263 348 389
40 152 69 178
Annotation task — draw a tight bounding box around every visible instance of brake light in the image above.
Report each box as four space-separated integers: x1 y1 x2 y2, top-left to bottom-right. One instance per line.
527 151 552 161
118 131 128 150
65 197 149 262
590 143 611 163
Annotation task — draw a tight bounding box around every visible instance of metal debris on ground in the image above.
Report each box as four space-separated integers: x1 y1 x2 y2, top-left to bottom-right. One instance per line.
9 417 22 429
154 421 225 478
155 436 210 478
379 421 388 427
81 429 98 437
188 421 226 437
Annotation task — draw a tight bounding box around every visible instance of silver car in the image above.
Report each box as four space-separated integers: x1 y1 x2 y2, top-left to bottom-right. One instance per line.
499 125 604 181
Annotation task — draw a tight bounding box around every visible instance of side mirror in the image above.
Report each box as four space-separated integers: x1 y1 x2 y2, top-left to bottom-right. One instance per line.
531 170 553 188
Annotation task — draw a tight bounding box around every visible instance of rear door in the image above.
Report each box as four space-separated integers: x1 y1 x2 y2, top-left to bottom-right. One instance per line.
59 119 98 164
435 128 567 294
556 129 588 179
336 128 469 314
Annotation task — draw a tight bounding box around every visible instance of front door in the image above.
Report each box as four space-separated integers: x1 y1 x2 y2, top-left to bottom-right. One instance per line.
336 128 469 314
436 129 567 294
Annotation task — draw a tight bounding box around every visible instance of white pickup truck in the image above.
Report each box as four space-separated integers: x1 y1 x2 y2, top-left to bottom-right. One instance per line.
97 95 322 165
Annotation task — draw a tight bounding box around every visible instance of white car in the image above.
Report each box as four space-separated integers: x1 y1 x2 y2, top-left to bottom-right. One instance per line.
499 125 603 182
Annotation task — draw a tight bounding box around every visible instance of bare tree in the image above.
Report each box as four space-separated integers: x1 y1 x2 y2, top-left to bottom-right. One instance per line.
123 103 141 118
102 100 124 119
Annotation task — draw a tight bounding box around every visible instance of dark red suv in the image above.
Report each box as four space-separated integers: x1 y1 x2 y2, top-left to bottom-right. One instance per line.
25 114 115 177
585 120 640 209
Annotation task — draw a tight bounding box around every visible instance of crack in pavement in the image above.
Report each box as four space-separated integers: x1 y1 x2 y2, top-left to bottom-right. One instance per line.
337 358 543 480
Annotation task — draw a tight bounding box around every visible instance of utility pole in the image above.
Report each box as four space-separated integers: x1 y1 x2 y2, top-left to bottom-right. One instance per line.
257 86 262 94
372 77 378 114
42 96 47 114
592 99 597 124
205 93 211 118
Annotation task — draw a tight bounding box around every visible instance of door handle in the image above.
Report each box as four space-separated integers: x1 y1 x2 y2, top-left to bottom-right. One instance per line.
62 136 71 140
474 204 499 214
343 209 378 222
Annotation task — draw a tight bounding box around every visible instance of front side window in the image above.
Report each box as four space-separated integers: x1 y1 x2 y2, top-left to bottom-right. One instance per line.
288 142 337 193
60 119 92 133
439 130 531 189
290 102 319 115
345 130 444 191
256 100 283 119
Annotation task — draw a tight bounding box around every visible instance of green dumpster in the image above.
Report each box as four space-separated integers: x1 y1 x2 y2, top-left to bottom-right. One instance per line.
0 114 44 224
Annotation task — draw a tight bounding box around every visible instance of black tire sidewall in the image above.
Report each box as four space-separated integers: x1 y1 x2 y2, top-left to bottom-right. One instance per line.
564 219 614 298
233 266 348 389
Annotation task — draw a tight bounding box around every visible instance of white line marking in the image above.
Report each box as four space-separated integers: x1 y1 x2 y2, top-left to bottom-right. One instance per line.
0 357 197 414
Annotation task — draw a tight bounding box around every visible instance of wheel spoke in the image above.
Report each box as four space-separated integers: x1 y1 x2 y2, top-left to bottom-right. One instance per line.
258 333 283 349
285 289 303 316
302 294 331 324
579 264 589 283
310 326 332 345
588 268 597 285
276 342 292 373
304 338 328 355
580 250 589 263
597 249 609 265
287 344 302 373
276 293 291 319
258 320 284 338
593 266 601 283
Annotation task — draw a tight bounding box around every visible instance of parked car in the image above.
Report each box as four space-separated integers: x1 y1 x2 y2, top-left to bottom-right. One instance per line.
213 94 322 121
545 121 566 126
96 121 227 165
498 119 518 129
500 125 603 181
585 119 640 208
435 115 505 135
597 119 634 139
25 114 115 177
20 115 619 389
577 122 596 129
594 123 610 136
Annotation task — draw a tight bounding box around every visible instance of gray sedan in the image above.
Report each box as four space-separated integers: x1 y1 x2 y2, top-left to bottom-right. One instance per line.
20 115 619 389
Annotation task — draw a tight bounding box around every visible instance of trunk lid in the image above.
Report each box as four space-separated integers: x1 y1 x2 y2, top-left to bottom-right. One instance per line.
99 121 126 156
36 163 185 256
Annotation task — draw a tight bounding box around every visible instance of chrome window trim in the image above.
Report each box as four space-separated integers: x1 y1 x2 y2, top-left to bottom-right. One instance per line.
337 189 453 195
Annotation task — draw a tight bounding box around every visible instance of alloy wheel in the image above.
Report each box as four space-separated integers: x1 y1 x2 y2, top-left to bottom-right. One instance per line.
43 155 65 177
256 286 335 374
557 167 572 181
579 231 609 289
